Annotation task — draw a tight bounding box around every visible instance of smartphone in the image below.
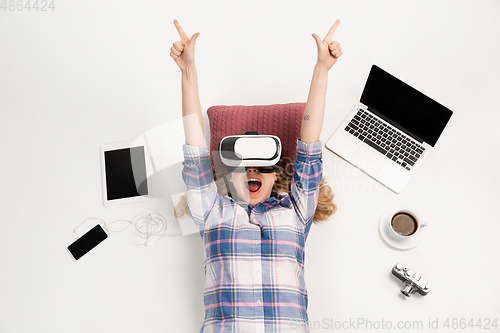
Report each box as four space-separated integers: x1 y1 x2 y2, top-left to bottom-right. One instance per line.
68 224 108 260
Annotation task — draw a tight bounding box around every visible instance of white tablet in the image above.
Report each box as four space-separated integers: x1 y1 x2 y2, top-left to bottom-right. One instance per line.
100 137 153 207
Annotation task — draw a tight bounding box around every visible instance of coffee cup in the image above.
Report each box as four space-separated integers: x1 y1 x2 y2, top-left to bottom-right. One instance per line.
386 208 427 240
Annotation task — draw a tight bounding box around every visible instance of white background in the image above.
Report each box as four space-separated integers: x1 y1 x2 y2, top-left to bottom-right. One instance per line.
1 0 500 332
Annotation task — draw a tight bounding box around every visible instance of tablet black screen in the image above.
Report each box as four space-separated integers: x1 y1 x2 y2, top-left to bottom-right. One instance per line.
104 146 148 200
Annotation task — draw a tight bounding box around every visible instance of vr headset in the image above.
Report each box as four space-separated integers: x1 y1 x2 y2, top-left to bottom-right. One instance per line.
219 131 281 168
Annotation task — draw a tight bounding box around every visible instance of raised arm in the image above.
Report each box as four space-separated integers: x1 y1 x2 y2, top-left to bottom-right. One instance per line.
300 20 343 144
170 20 205 146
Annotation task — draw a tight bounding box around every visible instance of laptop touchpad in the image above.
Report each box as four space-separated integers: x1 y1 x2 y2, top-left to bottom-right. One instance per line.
350 145 387 175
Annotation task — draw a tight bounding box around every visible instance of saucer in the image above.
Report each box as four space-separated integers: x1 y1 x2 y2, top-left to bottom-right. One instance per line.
379 207 428 250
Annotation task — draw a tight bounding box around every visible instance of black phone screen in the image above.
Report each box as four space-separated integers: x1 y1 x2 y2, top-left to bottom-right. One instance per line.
68 224 108 260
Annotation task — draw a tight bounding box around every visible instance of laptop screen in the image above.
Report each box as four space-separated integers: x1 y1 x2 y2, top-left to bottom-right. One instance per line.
360 65 453 146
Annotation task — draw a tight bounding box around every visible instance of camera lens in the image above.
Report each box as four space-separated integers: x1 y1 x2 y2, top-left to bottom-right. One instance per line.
401 283 414 297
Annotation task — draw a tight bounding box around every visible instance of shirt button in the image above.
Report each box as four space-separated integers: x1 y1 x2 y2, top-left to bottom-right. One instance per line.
257 300 262 305
255 269 260 275
254 240 259 245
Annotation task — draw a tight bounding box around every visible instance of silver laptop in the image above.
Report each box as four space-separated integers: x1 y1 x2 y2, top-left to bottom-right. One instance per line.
326 65 453 193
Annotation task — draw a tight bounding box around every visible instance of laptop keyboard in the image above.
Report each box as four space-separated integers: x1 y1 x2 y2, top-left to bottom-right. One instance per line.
344 109 426 171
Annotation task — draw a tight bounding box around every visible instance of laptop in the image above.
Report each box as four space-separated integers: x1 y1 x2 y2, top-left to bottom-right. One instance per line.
325 65 453 193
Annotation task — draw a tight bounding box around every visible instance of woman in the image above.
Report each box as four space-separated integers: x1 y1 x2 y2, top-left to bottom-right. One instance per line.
171 19 342 333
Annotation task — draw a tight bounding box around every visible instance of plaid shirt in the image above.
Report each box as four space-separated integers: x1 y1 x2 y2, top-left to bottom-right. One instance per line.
182 139 323 333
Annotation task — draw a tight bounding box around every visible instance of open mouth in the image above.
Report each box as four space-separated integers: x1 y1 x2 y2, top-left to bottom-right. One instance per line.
246 178 262 194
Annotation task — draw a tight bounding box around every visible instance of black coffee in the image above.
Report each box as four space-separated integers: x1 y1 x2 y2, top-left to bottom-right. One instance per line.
391 213 417 236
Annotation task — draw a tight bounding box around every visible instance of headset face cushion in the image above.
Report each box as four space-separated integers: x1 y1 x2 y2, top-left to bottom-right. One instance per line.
219 135 281 167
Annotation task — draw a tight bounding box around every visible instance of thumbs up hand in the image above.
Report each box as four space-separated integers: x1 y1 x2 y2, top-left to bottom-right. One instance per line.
170 20 200 71
311 20 343 70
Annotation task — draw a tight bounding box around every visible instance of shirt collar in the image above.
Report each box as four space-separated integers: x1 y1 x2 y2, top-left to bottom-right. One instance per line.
248 194 293 214
223 194 292 213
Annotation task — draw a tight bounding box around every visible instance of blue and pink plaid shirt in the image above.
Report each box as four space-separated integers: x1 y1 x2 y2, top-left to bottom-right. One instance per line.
182 139 323 333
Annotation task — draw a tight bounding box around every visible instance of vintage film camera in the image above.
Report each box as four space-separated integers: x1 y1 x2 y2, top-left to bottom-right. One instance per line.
392 263 431 297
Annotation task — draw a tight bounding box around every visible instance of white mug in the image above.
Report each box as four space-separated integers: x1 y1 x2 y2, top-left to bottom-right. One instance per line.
386 208 427 240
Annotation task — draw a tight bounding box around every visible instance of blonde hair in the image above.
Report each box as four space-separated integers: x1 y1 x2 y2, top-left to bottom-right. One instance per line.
174 156 337 223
